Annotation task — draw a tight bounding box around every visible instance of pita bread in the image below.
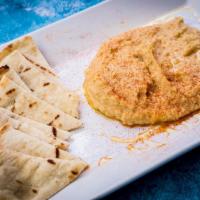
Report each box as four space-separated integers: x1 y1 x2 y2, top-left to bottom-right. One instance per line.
0 123 78 160
0 36 55 75
0 149 87 200
0 65 29 91
0 76 81 131
0 51 80 118
0 107 71 140
0 190 19 200
0 114 69 150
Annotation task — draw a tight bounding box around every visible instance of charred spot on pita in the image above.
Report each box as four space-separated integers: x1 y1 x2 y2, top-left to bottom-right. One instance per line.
29 102 37 108
23 67 31 72
6 88 16 95
52 127 57 137
47 159 56 165
55 148 60 158
43 82 50 86
32 189 38 193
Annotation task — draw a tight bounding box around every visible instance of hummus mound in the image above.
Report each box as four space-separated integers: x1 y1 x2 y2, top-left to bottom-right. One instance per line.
84 17 200 125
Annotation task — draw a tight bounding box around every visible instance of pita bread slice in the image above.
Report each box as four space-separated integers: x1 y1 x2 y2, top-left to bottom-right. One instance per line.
0 76 81 131
0 190 19 200
0 115 69 150
0 51 80 118
0 107 71 141
0 149 87 200
0 123 77 160
0 65 29 91
0 36 55 75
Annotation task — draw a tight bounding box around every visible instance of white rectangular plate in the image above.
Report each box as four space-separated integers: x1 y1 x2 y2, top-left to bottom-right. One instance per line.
1 0 200 199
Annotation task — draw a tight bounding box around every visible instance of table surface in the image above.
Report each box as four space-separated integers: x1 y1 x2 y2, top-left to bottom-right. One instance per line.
0 1 199 200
